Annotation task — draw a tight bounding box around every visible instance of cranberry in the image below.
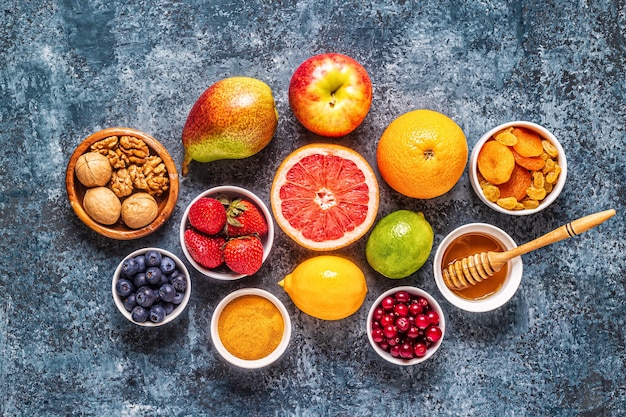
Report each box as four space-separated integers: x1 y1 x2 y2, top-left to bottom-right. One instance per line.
371 290 443 361
417 296 430 310
395 316 410 332
383 325 398 339
415 314 430 329
389 345 401 357
408 302 423 316
425 325 443 342
381 296 395 311
395 291 411 303
380 314 395 327
373 307 385 321
399 342 414 359
413 342 428 357
387 336 400 347
371 328 385 343
406 326 420 339
394 303 408 317
426 310 440 325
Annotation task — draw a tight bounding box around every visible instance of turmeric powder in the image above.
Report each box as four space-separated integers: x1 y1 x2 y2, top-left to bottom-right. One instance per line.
217 295 284 360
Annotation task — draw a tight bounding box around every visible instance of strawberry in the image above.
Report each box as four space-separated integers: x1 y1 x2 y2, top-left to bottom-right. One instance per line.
184 228 225 269
188 197 227 235
223 235 264 275
225 198 268 238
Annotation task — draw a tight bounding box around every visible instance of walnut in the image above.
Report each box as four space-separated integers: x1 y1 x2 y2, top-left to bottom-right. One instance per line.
119 135 149 164
121 192 158 229
128 164 148 191
75 152 112 187
146 175 169 196
106 148 129 169
110 168 134 197
90 136 119 154
143 155 166 174
143 155 169 196
83 186 121 225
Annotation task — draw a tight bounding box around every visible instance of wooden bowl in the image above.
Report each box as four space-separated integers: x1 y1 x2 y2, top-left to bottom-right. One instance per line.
65 127 179 240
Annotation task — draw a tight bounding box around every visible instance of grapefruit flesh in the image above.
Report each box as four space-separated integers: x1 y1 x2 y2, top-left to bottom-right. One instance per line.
271 144 379 251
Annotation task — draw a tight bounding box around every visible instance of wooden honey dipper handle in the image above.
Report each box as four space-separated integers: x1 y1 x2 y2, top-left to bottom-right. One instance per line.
443 209 616 291
492 209 617 265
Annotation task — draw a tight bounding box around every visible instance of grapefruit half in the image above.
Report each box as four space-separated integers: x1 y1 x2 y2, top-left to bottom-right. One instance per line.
271 144 379 251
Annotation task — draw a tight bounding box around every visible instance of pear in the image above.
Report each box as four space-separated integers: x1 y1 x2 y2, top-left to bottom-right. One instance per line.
181 76 279 176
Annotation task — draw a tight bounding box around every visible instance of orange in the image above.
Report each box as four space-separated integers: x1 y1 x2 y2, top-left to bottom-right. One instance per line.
270 144 379 251
376 109 468 199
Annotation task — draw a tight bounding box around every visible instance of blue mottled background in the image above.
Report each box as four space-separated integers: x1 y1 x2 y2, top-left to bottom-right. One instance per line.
1 1 625 416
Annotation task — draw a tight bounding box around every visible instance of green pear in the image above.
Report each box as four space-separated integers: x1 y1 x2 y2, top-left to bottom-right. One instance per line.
181 76 278 176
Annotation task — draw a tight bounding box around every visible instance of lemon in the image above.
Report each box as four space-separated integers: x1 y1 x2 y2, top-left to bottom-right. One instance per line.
278 256 367 320
365 210 434 279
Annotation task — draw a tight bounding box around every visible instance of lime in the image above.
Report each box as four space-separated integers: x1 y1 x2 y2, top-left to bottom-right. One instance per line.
365 210 434 279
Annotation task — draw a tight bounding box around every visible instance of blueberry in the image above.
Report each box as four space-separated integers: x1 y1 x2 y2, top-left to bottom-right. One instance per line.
149 304 166 323
159 271 170 286
121 258 140 278
145 250 162 267
135 286 156 308
131 306 149 323
134 255 147 272
160 302 175 315
153 288 161 303
171 291 185 305
115 278 134 297
123 293 137 312
159 283 176 303
170 274 187 292
160 257 176 274
133 272 147 288
145 267 162 285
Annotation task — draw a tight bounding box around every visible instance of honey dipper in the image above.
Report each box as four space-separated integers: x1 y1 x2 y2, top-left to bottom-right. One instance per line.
442 209 616 291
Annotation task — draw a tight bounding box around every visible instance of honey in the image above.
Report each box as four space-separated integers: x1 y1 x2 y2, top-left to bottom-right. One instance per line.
442 233 508 300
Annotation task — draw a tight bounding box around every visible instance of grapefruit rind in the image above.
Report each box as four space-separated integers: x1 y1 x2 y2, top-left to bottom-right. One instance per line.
271 144 379 251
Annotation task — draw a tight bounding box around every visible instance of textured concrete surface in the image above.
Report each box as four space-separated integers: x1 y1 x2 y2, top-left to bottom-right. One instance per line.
1 1 625 416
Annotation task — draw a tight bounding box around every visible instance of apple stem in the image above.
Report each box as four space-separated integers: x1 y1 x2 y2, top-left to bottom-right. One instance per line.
329 92 336 108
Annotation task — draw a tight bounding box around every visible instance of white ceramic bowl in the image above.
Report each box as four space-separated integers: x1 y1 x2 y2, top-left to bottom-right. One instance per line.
367 286 445 366
469 121 567 215
112 247 191 327
433 223 523 312
210 288 291 369
179 186 274 280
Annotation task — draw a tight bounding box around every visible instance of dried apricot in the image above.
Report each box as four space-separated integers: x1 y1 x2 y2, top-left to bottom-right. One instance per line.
512 127 544 157
494 128 518 146
477 140 515 185
498 164 531 201
511 147 546 171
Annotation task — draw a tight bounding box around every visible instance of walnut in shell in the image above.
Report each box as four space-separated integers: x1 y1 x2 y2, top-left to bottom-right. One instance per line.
121 192 158 229
75 152 112 187
83 187 121 225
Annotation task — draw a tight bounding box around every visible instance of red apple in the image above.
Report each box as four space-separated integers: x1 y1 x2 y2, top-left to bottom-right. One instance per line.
288 53 372 138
